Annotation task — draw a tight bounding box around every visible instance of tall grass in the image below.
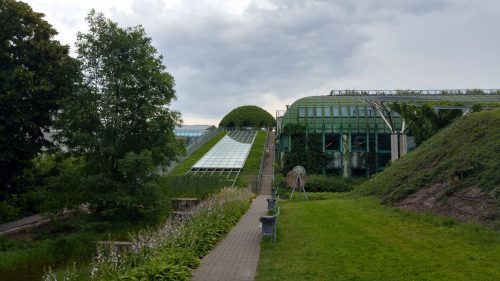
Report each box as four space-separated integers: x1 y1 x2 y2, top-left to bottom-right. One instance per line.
156 174 228 199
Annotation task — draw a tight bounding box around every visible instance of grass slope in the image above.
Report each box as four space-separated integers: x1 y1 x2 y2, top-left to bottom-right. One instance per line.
357 110 500 203
257 197 500 281
236 131 267 187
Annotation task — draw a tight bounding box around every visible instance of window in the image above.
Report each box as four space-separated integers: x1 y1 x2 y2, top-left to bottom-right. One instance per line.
377 134 391 150
324 106 331 117
298 106 305 117
307 106 314 117
351 134 367 151
358 107 366 117
367 107 374 117
316 106 322 117
325 134 340 151
351 107 357 117
333 106 340 117
341 106 348 117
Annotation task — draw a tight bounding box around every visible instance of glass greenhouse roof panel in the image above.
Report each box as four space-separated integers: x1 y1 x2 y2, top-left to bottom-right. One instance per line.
192 131 256 169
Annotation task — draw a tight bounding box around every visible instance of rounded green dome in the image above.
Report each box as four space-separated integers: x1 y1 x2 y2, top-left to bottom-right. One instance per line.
219 105 276 128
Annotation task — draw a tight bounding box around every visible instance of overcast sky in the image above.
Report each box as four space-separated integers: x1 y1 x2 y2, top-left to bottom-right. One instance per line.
25 0 500 125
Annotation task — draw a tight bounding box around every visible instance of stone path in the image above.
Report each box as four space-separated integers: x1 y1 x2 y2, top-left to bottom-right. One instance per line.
191 132 275 281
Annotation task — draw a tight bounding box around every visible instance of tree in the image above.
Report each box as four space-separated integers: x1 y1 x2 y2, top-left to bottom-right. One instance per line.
390 103 462 145
219 105 275 128
0 0 78 196
56 10 181 220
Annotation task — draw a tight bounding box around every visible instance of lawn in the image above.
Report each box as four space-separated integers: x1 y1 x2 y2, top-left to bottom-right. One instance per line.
257 196 500 281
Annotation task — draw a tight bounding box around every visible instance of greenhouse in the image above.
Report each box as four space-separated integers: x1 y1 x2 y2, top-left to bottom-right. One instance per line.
276 89 500 177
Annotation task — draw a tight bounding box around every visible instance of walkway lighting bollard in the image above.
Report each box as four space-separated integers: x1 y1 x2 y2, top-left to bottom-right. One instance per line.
267 198 276 211
259 215 277 243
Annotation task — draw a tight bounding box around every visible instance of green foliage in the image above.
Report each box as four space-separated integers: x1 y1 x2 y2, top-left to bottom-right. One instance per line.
390 103 462 145
170 132 226 175
55 10 181 221
282 124 331 174
90 188 252 281
157 174 226 199
257 197 500 281
357 110 500 204
219 105 275 128
0 0 79 195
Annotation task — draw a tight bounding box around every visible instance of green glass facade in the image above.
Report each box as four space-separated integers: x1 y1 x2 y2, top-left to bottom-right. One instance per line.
278 96 403 177
277 92 500 177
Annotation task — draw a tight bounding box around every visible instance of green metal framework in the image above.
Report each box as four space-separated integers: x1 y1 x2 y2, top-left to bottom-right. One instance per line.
277 90 500 177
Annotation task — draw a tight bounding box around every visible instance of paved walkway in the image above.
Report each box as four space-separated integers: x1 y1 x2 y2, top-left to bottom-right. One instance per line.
191 132 275 281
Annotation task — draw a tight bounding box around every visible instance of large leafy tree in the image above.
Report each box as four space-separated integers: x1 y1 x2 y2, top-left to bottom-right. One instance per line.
56 11 181 220
0 0 78 195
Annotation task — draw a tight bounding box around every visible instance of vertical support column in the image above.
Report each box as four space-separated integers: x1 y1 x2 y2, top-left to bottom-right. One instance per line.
342 134 350 178
391 132 399 161
399 133 407 157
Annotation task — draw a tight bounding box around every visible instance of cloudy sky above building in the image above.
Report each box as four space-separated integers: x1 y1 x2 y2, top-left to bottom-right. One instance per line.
25 0 500 125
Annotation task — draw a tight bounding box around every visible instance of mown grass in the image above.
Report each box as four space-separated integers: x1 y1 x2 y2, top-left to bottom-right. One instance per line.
356 110 500 203
236 131 267 187
170 131 226 175
257 196 500 281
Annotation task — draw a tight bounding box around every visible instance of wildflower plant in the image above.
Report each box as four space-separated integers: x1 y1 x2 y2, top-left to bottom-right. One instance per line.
89 187 252 281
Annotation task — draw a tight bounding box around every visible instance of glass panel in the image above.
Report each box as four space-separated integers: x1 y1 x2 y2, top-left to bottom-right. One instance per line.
341 106 348 117
377 134 391 150
333 106 340 117
367 107 374 117
307 106 314 117
350 107 357 117
316 106 322 117
324 106 331 117
325 134 340 151
351 134 367 151
298 106 305 117
192 131 255 169
358 107 365 117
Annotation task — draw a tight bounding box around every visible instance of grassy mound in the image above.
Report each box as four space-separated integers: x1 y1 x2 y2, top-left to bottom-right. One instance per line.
357 110 499 221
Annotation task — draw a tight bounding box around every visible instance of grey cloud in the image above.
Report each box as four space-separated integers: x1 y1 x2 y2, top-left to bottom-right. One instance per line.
110 0 491 123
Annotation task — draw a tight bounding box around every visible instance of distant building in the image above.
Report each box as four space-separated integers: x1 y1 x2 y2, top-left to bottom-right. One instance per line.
276 90 500 177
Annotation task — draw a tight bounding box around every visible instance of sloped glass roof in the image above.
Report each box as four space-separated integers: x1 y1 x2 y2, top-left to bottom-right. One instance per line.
192 130 256 169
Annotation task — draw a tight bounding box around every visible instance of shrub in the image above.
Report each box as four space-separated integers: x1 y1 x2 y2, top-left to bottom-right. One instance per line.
304 175 365 193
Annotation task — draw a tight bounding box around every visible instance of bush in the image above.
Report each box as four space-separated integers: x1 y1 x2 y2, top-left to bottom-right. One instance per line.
304 175 365 193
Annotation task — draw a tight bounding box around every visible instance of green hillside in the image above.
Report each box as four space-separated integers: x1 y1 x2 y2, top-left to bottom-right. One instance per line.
357 110 499 224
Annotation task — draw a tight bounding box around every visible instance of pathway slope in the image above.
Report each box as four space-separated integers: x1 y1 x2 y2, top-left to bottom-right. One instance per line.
191 132 275 281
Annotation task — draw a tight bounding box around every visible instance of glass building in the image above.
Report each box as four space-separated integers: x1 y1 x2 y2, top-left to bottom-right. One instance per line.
276 90 500 177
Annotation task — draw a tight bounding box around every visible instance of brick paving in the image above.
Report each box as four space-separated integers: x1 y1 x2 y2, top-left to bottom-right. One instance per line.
191 132 275 281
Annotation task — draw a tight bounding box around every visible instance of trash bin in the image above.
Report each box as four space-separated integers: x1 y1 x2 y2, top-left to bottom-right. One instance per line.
267 198 276 211
259 215 276 236
271 188 277 198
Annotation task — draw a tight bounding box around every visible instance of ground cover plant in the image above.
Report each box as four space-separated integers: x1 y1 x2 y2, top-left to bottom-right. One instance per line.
357 110 500 202
356 110 500 227
256 196 500 281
